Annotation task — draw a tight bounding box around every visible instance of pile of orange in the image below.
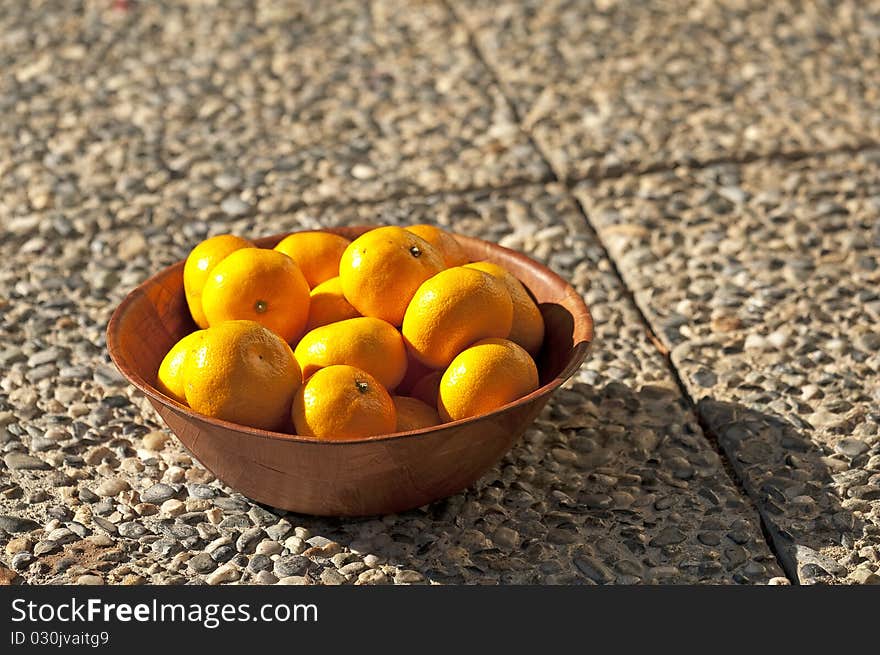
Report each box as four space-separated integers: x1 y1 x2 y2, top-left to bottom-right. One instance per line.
157 225 544 440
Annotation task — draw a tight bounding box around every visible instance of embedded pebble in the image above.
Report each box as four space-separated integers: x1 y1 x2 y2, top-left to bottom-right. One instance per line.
356 569 390 585
220 197 250 217
95 479 130 497
394 570 425 584
5 536 33 556
117 522 147 539
206 564 240 585
34 541 60 556
142 432 170 450
4 453 50 470
835 439 869 459
254 571 278 585
255 540 283 556
160 499 186 518
0 516 40 533
650 527 687 547
277 576 310 585
76 574 104 585
141 484 176 504
320 569 347 585
236 527 264 553
274 556 311 578
849 567 880 585
188 553 217 574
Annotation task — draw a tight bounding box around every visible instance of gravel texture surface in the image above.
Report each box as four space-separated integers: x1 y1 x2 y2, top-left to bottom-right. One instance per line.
1 0 548 214
454 0 880 180
574 153 880 583
0 184 781 585
1 0 876 586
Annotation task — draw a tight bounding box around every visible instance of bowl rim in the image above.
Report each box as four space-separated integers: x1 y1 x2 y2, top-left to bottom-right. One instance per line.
106 226 594 446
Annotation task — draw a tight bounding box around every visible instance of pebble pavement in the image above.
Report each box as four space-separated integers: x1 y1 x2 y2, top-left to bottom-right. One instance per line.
1 0 547 213
1 185 782 585
574 153 880 584
454 0 880 180
0 0 876 585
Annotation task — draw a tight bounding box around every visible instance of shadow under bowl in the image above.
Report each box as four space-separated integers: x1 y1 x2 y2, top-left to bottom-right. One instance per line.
107 227 593 516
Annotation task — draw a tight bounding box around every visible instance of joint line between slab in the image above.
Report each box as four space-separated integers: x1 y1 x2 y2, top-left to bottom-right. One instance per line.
442 0 562 186
248 176 557 218
559 141 880 186
566 191 798 584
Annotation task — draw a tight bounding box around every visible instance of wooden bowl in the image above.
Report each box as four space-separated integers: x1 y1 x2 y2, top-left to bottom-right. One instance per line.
106 227 593 516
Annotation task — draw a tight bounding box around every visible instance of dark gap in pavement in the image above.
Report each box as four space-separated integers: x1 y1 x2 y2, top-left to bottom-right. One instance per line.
264 142 880 218
565 191 798 583
557 141 880 186
695 399 862 585
443 0 562 186
252 174 557 218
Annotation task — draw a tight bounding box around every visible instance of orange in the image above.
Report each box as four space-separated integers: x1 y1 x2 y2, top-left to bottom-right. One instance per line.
402 266 513 369
392 396 441 432
156 330 206 404
409 370 443 408
292 364 396 440
274 231 351 288
438 338 539 422
465 261 545 356
405 224 469 268
338 226 444 326
293 316 407 390
304 277 361 332
201 248 310 343
395 351 433 394
183 234 253 328
184 320 302 431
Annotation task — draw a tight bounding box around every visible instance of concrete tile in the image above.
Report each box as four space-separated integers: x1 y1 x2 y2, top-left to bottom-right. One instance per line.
456 0 880 179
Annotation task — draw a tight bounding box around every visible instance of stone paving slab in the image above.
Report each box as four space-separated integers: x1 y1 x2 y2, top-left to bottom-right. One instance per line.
454 0 880 180
0 0 549 220
0 1 128 71
0 185 782 585
573 152 880 583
